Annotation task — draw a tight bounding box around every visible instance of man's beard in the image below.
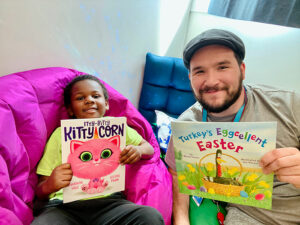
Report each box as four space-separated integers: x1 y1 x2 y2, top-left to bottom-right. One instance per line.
195 74 243 113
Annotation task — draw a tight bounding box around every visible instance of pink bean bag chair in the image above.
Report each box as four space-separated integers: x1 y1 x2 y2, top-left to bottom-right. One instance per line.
0 67 172 225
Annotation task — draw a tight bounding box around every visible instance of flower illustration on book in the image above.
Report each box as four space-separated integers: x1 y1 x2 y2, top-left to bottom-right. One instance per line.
247 173 258 181
178 175 186 181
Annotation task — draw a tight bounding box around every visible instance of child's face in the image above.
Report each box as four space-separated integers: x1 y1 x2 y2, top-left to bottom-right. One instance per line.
67 79 109 119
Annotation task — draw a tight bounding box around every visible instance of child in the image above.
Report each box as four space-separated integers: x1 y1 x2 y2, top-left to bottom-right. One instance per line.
32 75 164 225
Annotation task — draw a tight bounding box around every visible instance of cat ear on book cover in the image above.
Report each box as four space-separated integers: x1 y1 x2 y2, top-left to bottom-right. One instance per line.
70 140 84 153
108 135 120 147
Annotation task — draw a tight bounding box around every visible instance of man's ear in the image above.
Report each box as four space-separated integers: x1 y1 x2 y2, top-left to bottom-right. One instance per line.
240 62 246 80
188 73 191 80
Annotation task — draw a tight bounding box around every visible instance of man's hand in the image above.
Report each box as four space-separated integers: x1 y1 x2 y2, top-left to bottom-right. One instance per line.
260 147 300 188
119 145 142 164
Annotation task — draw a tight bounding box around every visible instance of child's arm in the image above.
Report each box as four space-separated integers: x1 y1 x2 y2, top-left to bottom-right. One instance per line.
119 139 154 164
36 163 73 200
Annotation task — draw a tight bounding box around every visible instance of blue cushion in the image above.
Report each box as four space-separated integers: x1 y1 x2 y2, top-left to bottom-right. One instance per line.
139 52 196 124
166 89 195 115
143 53 174 86
139 108 156 124
172 58 191 91
139 84 169 110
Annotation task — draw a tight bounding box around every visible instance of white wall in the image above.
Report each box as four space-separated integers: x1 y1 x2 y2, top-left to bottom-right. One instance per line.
185 12 300 92
2 0 298 107
0 0 191 106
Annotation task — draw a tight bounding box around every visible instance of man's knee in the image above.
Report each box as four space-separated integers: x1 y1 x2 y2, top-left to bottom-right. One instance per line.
224 207 262 225
134 206 164 225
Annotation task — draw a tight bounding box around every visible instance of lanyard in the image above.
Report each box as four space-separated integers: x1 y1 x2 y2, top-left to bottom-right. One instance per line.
202 87 247 122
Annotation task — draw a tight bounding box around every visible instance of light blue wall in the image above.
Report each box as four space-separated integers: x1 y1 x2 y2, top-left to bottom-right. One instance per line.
1 0 298 108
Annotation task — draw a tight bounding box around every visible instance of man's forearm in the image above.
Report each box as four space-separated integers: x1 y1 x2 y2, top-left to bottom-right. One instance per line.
169 168 190 225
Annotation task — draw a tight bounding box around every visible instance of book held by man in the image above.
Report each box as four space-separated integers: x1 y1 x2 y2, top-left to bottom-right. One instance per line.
61 117 126 203
172 121 277 209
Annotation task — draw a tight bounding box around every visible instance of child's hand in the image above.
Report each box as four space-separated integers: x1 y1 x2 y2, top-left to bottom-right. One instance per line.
46 163 73 193
36 163 73 200
120 145 142 164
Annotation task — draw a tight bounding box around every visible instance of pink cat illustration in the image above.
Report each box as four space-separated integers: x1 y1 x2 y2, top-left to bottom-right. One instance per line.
67 135 121 194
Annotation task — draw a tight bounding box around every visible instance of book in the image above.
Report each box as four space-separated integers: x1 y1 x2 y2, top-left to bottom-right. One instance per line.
171 121 277 209
61 117 126 203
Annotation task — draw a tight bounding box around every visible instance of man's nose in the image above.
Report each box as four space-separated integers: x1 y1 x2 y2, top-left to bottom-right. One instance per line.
204 70 218 86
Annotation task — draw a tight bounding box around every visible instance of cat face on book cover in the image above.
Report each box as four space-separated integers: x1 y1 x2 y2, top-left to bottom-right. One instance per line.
67 79 109 119
68 136 121 179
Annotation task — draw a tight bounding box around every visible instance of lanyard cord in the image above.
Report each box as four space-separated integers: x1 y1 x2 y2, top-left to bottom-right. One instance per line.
202 87 247 122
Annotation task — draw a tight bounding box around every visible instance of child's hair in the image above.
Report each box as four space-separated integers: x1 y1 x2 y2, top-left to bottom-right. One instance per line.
64 74 109 107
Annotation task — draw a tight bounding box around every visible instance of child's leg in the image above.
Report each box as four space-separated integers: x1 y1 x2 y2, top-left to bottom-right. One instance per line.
59 193 164 225
88 198 165 225
31 206 84 225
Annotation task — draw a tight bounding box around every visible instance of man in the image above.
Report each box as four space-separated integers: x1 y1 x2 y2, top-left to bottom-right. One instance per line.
165 29 300 225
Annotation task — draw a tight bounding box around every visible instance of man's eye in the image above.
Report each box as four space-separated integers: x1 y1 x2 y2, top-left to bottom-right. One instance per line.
93 95 100 98
219 66 228 70
194 70 204 75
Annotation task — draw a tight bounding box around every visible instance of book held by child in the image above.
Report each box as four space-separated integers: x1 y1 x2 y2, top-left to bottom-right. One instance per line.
172 121 276 209
61 117 126 203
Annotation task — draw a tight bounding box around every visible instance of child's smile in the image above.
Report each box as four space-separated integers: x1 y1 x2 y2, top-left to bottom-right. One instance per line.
68 79 109 119
84 106 98 113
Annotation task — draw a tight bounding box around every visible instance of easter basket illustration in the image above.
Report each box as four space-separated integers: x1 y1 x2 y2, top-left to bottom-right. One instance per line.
199 152 245 197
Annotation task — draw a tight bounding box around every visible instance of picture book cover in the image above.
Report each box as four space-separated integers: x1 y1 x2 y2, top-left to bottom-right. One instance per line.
172 121 277 209
61 117 126 203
